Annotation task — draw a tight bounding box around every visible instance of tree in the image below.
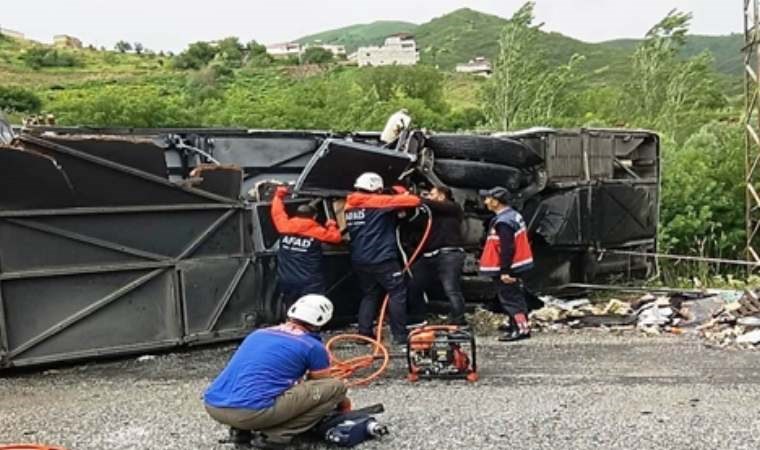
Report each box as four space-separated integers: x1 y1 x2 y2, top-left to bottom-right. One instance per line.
301 47 334 65
216 37 244 66
114 41 132 53
133 42 144 55
358 65 448 115
659 122 744 261
481 2 585 130
245 40 272 66
621 9 725 137
173 41 217 69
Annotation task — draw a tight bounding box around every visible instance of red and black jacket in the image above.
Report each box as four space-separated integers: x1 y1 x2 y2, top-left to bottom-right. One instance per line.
271 187 342 285
345 187 421 266
479 207 534 276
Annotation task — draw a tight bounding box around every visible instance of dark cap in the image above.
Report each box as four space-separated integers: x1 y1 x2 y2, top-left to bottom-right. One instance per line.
479 186 512 204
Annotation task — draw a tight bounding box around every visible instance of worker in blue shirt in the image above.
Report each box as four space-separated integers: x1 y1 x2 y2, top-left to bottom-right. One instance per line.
204 295 347 449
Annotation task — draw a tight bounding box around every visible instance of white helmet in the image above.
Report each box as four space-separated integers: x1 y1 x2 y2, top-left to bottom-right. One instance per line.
354 172 384 192
287 294 334 327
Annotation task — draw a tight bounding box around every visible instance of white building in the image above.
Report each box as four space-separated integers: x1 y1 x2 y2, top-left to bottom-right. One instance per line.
265 42 302 59
455 57 493 77
302 42 346 58
357 33 419 67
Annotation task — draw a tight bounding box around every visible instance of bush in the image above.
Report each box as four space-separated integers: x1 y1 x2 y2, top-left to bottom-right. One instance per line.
659 122 745 260
0 86 42 113
301 47 334 64
358 66 449 115
22 47 82 69
173 42 217 70
49 85 192 127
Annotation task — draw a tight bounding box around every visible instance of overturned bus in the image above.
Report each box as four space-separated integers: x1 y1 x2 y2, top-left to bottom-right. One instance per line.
0 124 659 369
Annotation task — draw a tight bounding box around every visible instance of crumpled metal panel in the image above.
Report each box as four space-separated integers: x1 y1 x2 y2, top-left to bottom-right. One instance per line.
296 139 416 196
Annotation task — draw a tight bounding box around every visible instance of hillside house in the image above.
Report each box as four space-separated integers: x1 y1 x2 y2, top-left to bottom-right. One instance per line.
303 42 347 57
357 33 419 67
53 34 83 49
266 42 302 59
455 57 493 77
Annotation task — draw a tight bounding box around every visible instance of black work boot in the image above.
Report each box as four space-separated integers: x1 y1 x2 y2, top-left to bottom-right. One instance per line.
251 434 289 450
223 428 252 448
498 330 531 342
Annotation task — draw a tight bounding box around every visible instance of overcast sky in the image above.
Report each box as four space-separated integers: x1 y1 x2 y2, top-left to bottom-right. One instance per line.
2 0 735 52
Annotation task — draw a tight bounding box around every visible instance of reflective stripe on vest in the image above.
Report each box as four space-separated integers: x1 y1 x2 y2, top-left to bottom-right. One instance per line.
478 209 534 274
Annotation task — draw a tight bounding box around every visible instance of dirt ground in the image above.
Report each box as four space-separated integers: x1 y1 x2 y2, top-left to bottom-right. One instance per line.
3 330 760 450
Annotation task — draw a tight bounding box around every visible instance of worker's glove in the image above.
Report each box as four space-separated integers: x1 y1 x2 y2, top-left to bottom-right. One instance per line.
325 219 338 229
391 185 409 194
275 185 289 197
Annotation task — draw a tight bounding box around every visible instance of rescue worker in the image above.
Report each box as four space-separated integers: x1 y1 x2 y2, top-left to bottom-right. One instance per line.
345 172 422 345
204 294 347 450
479 187 535 342
271 185 342 307
408 186 467 325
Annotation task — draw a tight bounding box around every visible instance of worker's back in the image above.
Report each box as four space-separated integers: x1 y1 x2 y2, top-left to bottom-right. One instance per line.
203 324 329 410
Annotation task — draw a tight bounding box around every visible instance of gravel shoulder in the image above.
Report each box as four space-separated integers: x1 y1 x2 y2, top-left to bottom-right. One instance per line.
3 331 760 450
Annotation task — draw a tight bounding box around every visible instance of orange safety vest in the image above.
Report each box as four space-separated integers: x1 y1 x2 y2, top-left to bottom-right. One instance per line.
479 208 534 275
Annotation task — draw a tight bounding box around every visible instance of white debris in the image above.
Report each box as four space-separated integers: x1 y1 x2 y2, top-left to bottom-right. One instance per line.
736 329 760 345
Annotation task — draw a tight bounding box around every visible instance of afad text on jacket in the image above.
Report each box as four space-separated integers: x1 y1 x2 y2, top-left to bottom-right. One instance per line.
271 187 342 285
345 187 421 266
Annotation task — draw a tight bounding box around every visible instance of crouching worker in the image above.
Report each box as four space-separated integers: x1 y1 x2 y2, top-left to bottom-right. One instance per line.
204 295 347 449
271 186 342 307
479 187 535 342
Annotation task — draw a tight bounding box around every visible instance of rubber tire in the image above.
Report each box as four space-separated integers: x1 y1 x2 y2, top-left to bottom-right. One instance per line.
425 134 543 167
433 159 528 190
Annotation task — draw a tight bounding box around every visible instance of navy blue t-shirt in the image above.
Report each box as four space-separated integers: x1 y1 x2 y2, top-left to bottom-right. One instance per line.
203 324 330 410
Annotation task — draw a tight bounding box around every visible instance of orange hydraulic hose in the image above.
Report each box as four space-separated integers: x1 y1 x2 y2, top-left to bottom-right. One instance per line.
327 204 433 386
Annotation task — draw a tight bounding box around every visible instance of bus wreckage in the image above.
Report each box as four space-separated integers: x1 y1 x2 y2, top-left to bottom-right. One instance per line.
0 118 660 369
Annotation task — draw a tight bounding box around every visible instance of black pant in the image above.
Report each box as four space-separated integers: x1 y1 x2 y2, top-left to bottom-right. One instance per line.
279 279 325 309
496 280 528 317
355 260 407 340
408 251 466 323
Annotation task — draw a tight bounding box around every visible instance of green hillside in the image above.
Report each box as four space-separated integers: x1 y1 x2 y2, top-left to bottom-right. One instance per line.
296 20 418 53
602 33 743 77
294 8 741 85
415 9 632 82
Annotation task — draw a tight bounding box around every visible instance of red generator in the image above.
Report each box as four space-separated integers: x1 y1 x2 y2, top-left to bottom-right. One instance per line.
406 325 478 382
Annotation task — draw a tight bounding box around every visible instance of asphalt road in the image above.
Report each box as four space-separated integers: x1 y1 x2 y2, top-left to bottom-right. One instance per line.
2 331 760 450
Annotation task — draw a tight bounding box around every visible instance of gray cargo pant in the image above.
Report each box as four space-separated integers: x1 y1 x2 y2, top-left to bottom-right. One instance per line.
205 378 347 444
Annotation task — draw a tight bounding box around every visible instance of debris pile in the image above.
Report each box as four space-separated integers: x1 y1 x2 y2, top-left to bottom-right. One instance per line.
698 290 760 348
528 290 752 340
466 288 760 349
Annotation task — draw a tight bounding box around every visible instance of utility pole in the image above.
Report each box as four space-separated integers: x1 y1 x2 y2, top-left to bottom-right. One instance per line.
744 0 760 269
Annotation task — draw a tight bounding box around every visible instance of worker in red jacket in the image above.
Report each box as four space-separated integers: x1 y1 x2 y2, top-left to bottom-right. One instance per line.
479 187 535 342
345 172 421 345
271 186 342 307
